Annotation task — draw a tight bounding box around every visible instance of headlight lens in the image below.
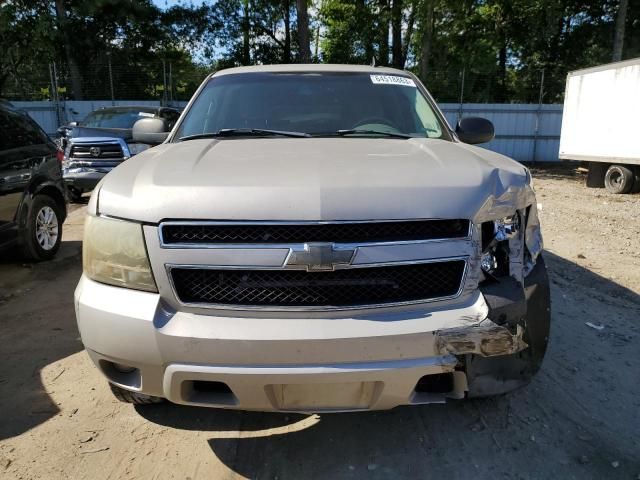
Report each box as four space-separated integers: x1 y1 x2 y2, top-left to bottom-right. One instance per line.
83 215 157 292
481 214 521 276
494 214 520 241
480 251 498 272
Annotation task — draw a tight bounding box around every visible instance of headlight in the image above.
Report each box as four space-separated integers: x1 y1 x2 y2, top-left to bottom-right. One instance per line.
83 215 157 292
494 214 520 241
481 214 521 276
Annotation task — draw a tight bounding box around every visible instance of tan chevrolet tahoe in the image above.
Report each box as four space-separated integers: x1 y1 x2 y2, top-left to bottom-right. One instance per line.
75 64 550 412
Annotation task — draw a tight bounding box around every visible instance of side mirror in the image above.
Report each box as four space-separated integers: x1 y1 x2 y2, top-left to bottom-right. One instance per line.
68 121 78 127
132 118 169 145
456 117 495 144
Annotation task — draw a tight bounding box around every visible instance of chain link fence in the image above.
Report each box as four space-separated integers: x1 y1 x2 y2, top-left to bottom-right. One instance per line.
2 61 551 105
423 68 549 105
1 61 207 104
3 61 562 162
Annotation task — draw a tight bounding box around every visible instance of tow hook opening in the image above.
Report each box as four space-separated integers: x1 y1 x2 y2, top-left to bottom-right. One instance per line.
99 360 141 389
414 373 454 394
182 380 238 406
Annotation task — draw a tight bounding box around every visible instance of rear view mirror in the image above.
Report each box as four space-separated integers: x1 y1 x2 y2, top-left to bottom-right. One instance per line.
456 117 495 144
132 118 169 145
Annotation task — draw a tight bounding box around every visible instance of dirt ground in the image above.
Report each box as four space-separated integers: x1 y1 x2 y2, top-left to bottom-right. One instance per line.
0 166 639 480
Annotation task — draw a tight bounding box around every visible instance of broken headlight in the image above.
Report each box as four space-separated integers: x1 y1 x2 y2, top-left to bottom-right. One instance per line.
481 214 521 277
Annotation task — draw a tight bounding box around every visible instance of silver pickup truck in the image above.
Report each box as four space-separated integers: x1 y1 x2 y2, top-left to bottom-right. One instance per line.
61 106 181 202
75 64 550 412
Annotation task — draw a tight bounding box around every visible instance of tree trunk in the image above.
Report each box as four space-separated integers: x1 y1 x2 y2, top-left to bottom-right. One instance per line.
54 0 83 100
242 0 250 65
391 0 403 68
356 0 373 64
547 12 565 66
418 0 433 82
378 0 390 65
296 0 311 62
284 0 291 63
612 0 628 62
401 4 415 67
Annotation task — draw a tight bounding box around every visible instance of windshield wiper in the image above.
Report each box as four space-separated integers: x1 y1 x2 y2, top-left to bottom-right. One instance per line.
334 129 413 139
179 128 310 141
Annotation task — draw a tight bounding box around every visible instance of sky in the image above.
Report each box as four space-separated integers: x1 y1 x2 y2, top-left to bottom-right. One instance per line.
152 0 188 9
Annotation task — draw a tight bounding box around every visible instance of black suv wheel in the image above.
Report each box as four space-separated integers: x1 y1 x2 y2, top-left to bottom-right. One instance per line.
21 195 63 261
68 186 84 203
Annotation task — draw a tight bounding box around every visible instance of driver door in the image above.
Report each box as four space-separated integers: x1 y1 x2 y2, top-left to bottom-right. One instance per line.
0 109 30 230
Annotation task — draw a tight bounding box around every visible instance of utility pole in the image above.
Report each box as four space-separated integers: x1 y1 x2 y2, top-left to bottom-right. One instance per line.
162 60 168 106
532 69 545 163
108 58 115 105
458 68 465 121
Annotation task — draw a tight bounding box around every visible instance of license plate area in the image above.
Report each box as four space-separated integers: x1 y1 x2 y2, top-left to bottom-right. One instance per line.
268 381 381 411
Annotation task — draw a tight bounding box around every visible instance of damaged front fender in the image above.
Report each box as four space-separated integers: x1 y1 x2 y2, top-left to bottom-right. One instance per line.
464 255 551 397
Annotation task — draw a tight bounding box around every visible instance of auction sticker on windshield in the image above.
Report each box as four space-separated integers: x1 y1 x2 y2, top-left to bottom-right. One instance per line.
370 75 416 87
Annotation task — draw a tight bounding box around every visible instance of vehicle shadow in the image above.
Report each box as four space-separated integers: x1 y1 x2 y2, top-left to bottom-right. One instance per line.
137 251 640 478
527 162 584 182
0 240 84 440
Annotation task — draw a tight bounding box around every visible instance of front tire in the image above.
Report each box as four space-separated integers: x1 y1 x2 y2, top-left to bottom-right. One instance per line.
68 187 84 203
109 383 164 405
466 255 551 397
21 195 63 261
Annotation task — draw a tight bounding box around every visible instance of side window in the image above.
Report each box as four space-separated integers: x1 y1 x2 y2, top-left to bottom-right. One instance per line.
0 111 48 149
0 111 12 151
414 93 443 138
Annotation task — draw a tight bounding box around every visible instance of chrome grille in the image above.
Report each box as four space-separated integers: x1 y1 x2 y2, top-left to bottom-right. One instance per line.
170 260 466 308
70 143 124 159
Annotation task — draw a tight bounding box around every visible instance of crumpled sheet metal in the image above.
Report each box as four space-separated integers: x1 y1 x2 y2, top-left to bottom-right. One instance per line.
435 322 528 357
470 180 543 278
436 174 539 357
459 223 484 298
524 202 544 276
472 179 537 224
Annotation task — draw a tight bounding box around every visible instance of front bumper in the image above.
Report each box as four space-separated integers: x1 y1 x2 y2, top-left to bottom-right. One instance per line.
75 275 527 412
63 170 107 191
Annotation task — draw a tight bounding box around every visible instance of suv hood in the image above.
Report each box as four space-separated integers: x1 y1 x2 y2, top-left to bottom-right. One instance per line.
96 138 534 223
68 136 124 144
69 126 132 141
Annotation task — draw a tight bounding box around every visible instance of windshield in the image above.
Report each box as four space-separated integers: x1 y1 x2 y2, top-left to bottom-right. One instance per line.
82 109 155 129
174 72 447 140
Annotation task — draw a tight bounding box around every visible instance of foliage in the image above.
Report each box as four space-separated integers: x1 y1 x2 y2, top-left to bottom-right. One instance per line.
0 0 637 102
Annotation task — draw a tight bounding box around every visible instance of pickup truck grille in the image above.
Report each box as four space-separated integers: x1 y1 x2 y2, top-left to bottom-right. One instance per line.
70 143 124 159
161 220 470 245
170 260 466 307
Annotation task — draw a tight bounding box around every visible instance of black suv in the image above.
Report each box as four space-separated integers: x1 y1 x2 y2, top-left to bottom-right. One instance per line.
0 103 67 260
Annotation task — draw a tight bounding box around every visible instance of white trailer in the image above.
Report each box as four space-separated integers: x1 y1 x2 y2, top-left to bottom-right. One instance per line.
559 58 640 194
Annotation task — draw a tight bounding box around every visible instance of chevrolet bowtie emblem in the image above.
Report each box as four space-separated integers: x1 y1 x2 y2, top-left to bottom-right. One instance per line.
285 243 356 272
